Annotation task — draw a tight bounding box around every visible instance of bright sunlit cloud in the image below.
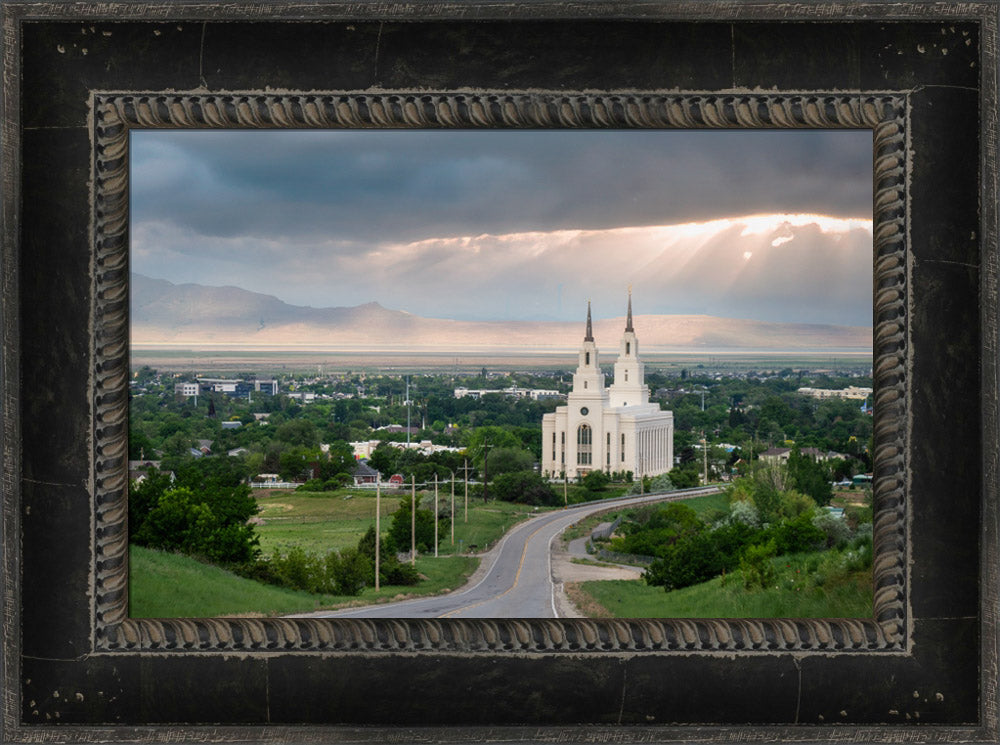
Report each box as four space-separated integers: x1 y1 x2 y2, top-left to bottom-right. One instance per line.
130 128 873 326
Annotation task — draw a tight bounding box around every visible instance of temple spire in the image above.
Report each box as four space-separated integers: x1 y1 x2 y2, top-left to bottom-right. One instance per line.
584 301 594 342
625 285 634 333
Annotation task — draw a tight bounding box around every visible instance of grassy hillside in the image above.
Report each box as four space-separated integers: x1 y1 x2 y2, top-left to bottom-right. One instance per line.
129 545 477 618
567 549 872 619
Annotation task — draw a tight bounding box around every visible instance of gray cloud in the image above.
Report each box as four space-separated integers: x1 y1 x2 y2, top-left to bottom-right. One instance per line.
131 129 873 325
131 129 871 245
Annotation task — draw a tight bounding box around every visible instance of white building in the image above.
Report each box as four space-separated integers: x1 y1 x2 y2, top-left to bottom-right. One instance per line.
454 386 563 400
174 382 199 397
542 294 674 479
796 386 872 400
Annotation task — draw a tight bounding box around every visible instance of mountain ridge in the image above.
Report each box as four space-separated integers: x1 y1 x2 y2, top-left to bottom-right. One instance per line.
131 274 872 350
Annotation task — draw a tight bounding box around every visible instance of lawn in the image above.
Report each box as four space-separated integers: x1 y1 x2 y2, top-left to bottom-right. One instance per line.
568 550 873 618
254 487 553 558
129 544 478 618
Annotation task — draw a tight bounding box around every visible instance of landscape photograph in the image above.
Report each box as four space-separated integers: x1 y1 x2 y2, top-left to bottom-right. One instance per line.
128 128 877 619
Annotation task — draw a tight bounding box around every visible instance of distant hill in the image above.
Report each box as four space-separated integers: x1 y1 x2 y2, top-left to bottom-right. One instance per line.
131 274 872 350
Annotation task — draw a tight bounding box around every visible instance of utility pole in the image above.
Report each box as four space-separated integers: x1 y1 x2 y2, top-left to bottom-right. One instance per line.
460 458 471 522
563 471 568 507
410 474 416 565
450 473 455 545
374 480 380 591
481 437 491 503
433 473 439 558
405 376 412 447
702 431 709 485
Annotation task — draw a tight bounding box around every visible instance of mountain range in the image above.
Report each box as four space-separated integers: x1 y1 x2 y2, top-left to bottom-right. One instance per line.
131 274 872 351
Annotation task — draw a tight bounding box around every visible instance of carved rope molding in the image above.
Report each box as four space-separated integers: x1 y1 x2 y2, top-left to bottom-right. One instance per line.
91 92 907 653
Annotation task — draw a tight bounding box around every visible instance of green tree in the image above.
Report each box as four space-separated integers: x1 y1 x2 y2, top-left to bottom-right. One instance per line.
740 540 777 589
582 470 610 492
464 426 522 470
491 471 558 505
356 526 420 586
787 448 833 506
325 547 371 596
387 494 440 555
486 447 535 476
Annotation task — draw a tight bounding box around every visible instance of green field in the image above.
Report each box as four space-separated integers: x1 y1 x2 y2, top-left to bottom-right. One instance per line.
568 550 873 619
254 488 554 557
129 544 478 618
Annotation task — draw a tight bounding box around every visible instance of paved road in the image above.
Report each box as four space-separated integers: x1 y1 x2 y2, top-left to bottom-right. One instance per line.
293 487 721 619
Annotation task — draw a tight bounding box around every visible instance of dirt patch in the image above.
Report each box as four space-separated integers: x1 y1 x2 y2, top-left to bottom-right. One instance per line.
564 582 612 619
257 502 295 514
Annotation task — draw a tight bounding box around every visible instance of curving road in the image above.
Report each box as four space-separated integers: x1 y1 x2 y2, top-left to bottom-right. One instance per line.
293 487 720 619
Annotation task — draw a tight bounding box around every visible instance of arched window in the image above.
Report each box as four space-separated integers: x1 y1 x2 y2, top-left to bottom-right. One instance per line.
577 424 592 465
626 342 630 355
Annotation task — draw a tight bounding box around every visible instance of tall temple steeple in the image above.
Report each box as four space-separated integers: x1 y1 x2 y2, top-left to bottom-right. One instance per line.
625 285 634 333
609 288 649 408
572 301 606 398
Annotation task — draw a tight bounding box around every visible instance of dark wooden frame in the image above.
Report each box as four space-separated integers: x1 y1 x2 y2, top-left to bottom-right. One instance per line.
2 2 997 742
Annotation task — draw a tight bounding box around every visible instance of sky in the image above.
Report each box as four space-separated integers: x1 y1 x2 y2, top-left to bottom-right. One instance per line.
131 128 873 326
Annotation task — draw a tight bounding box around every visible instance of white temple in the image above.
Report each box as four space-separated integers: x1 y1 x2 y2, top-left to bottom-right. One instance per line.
541 292 674 480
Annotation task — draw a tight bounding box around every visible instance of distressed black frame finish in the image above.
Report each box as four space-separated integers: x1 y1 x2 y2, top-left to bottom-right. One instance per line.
2 2 998 743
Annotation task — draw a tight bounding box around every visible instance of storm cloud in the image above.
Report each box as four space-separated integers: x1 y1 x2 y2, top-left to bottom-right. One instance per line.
131 129 873 325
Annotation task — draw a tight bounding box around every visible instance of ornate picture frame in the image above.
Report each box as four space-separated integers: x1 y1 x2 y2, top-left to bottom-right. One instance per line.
2 2 997 742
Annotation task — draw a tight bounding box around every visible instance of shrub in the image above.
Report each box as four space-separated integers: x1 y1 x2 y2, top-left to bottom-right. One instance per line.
727 499 761 528
388 494 440 554
325 547 371 596
812 510 852 548
777 490 817 519
356 525 421 586
492 471 559 505
644 532 724 591
740 540 777 589
582 470 610 492
269 546 325 593
768 511 826 555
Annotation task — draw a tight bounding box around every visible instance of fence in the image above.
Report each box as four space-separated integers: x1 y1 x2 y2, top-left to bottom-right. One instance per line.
589 515 624 541
593 548 656 567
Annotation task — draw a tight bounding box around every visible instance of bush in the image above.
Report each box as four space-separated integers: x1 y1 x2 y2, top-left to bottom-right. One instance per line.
133 486 260 564
767 511 826 555
582 470 610 492
740 540 777 589
269 546 325 593
492 471 559 505
644 531 724 591
812 510 852 548
325 547 371 596
387 494 441 555
727 499 761 528
356 526 421 586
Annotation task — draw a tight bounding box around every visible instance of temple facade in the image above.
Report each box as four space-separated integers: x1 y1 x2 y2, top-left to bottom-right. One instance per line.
541 293 674 480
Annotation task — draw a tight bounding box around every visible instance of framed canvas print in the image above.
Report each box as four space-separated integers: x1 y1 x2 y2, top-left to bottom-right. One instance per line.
1 1 998 743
